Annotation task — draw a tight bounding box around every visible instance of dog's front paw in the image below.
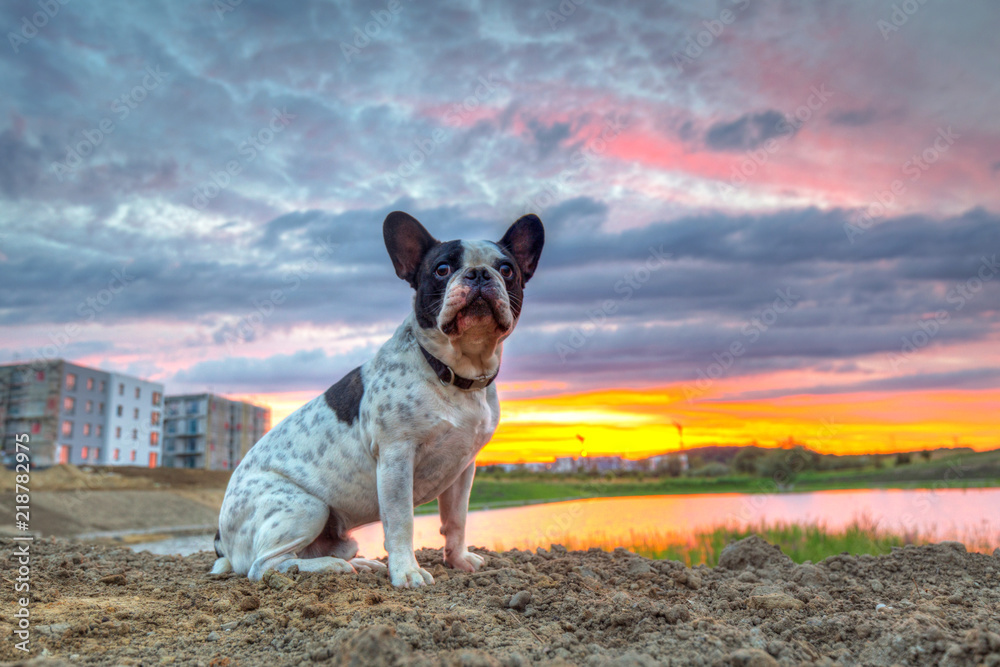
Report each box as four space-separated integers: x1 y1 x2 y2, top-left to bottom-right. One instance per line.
390 563 435 588
445 549 485 573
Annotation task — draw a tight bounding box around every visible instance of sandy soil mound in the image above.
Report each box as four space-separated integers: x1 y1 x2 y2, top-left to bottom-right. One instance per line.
0 465 232 493
0 466 144 493
2 536 999 666
0 491 221 538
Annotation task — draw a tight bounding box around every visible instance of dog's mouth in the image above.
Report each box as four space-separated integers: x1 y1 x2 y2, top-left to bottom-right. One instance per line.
443 294 510 336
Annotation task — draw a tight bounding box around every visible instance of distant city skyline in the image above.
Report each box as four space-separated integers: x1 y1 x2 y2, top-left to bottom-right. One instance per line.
2 2 998 462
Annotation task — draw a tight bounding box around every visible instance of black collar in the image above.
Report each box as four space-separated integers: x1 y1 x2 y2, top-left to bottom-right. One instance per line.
418 344 497 391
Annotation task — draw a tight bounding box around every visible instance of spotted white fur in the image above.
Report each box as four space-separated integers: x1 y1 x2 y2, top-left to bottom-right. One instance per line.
213 214 543 588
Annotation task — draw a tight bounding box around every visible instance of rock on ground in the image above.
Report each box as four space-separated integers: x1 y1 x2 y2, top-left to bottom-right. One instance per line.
1 537 999 666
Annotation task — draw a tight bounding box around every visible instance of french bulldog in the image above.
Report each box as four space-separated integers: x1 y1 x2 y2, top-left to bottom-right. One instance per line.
211 211 544 587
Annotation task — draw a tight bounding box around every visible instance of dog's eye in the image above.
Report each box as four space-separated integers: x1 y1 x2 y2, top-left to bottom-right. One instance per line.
499 264 514 279
435 263 451 278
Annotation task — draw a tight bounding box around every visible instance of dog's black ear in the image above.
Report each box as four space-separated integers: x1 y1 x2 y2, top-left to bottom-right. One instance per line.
499 214 545 285
384 211 439 288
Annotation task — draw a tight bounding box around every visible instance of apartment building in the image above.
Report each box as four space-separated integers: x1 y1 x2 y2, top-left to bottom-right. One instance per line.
0 359 164 467
162 394 270 470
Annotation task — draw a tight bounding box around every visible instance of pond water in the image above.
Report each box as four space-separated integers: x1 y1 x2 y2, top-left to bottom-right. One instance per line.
131 487 1000 558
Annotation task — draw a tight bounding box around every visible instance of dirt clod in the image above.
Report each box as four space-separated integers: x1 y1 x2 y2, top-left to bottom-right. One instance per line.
2 539 999 665
747 593 805 611
239 595 261 611
508 590 532 610
99 573 126 586
718 535 794 571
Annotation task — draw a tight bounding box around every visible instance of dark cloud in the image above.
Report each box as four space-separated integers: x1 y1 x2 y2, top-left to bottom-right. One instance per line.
704 111 791 151
827 108 879 127
0 130 43 198
527 120 572 158
172 348 373 394
730 368 1000 400
1 0 998 401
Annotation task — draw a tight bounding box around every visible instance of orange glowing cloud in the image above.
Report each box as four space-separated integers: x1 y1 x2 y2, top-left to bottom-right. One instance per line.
479 385 1000 464
243 384 999 466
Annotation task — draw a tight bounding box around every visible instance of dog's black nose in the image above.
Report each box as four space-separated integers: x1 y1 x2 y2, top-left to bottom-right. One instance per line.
464 267 492 284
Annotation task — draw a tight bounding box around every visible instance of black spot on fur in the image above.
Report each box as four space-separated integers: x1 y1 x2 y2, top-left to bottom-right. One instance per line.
414 240 464 329
214 529 224 558
498 214 545 285
497 215 545 320
325 366 364 425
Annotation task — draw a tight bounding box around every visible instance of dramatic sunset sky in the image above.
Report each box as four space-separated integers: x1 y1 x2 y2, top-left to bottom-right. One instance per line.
2 1 998 462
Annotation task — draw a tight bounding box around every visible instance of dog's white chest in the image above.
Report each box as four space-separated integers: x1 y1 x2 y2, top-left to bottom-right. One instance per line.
410 391 498 505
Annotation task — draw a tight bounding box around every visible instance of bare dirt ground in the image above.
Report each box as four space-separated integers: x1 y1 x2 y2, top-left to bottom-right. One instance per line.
2 536 999 666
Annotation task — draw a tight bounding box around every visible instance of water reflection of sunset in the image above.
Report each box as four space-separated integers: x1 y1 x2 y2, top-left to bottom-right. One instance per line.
347 488 1000 557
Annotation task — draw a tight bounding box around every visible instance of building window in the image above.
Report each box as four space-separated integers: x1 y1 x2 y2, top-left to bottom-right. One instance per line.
135 387 141 399
151 411 161 426
59 445 70 464
86 377 94 390
66 373 76 390
118 383 124 395
31 421 41 434
63 397 75 413
61 421 73 437
81 446 89 459
117 405 123 417
189 419 198 434
167 421 176 434
94 448 100 460
113 449 120 461
133 408 139 419
100 380 106 392
36 370 45 382
149 452 158 468
152 391 162 406
99 402 105 415
150 432 159 446
85 400 93 413
83 423 91 436
96 425 103 437
115 426 121 439
130 450 136 462
132 429 138 440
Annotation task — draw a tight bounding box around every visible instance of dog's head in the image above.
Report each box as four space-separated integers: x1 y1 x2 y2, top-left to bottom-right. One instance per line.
384 212 544 343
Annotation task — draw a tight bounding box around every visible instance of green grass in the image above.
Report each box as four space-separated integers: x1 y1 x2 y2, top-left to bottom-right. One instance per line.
494 517 998 567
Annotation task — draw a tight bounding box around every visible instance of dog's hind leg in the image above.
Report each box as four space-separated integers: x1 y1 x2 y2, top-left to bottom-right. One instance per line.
298 511 387 572
245 484 357 580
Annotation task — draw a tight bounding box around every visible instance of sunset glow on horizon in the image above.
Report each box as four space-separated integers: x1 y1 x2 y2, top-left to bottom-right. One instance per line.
236 383 999 465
